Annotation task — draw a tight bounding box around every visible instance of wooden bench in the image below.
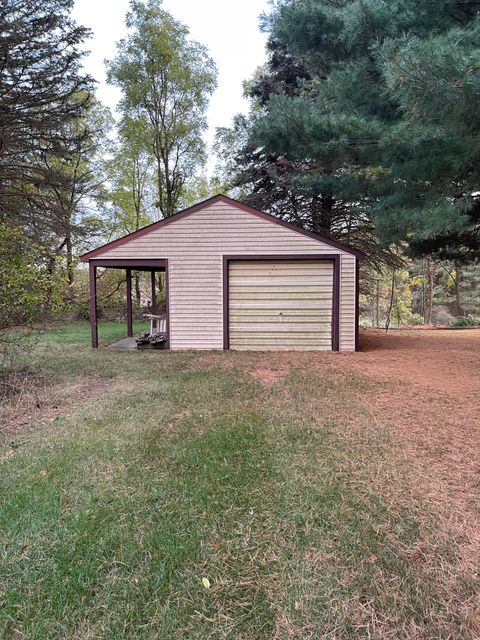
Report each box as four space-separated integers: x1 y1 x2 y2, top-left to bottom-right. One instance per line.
136 313 168 349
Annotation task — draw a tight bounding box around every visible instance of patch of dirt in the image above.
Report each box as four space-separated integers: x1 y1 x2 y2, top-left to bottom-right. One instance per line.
1 376 111 441
189 354 237 372
250 328 480 626
338 329 480 625
188 352 293 387
250 366 290 386
348 327 480 396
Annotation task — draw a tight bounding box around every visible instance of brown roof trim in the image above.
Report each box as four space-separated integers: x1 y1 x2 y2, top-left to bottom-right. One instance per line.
90 258 167 270
80 194 365 261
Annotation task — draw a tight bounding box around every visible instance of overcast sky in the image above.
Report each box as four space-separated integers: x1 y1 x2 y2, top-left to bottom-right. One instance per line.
72 0 270 165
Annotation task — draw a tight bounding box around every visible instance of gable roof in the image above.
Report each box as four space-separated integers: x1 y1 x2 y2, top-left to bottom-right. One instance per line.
80 194 365 261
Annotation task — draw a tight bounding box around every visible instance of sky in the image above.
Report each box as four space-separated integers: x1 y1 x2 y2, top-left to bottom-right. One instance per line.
72 0 270 167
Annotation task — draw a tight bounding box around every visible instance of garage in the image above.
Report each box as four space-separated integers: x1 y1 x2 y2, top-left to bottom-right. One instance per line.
81 194 363 351
227 259 335 351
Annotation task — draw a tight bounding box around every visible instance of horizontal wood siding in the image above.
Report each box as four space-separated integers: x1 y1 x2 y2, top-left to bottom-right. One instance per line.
97 202 356 350
229 260 333 351
340 254 356 351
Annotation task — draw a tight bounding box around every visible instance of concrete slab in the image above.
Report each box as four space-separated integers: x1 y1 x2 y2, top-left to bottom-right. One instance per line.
108 337 138 350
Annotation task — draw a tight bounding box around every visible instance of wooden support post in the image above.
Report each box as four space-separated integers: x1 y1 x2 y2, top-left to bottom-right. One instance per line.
126 268 133 338
89 263 98 348
151 271 156 313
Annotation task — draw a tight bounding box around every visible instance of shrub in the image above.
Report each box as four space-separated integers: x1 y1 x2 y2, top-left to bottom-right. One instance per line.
402 313 425 326
453 315 480 327
0 224 66 332
432 306 455 326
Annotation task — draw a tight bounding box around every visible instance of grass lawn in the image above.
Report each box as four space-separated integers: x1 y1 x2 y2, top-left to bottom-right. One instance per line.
0 323 477 639
33 321 150 345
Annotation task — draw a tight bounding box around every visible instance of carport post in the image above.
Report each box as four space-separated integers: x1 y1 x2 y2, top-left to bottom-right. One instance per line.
151 271 156 313
126 268 133 338
89 263 98 348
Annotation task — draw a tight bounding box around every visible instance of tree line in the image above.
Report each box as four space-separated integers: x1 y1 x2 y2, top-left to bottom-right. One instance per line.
1 0 479 334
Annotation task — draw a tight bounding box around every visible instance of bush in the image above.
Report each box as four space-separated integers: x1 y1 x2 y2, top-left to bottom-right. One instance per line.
453 315 480 327
0 224 66 332
432 306 455 326
402 313 425 326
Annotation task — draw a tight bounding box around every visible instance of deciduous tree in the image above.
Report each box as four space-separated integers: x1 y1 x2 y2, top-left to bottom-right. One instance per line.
107 0 217 217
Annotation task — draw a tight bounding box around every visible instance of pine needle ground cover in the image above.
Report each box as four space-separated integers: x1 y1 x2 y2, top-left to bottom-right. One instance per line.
1 325 479 639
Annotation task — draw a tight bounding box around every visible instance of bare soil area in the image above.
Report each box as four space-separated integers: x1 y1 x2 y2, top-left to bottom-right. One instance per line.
0 376 111 441
355 330 480 632
351 327 480 396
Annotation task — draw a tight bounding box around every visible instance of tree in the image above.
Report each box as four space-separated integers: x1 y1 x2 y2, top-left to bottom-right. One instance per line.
215 44 397 268
39 93 113 289
107 116 156 237
107 116 157 303
246 0 480 261
0 0 93 229
218 119 402 267
0 225 65 333
106 0 217 218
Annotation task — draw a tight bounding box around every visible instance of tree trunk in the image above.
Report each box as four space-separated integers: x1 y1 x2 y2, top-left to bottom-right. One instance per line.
311 194 334 235
421 259 426 324
454 262 464 316
66 229 74 288
425 259 434 324
375 278 380 327
135 274 141 305
385 268 396 332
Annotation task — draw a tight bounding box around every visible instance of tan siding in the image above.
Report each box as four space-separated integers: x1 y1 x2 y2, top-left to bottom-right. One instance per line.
97 202 356 350
340 255 356 351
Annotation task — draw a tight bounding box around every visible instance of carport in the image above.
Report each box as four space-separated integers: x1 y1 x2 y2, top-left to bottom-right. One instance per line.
87 259 168 349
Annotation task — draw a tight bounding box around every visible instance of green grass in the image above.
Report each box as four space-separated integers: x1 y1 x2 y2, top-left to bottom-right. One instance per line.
35 321 150 345
0 323 475 638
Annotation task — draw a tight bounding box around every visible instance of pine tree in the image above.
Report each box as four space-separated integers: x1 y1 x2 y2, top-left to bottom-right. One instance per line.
247 0 480 261
0 0 93 229
215 40 397 267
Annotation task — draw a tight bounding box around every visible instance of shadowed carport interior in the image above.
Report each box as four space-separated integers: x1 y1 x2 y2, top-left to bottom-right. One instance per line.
88 258 168 349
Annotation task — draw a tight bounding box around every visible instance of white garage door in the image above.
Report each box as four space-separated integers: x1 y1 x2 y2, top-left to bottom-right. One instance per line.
228 260 334 351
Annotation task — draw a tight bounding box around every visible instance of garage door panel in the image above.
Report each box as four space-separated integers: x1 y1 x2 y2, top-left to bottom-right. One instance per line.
230 310 332 319
230 313 332 324
231 286 330 296
229 260 333 351
231 334 332 343
233 344 332 351
229 292 333 301
231 339 332 351
231 263 332 274
230 278 332 287
230 324 331 333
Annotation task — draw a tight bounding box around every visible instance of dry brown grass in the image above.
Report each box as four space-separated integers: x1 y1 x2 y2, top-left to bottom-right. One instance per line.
176 329 480 637
0 374 111 441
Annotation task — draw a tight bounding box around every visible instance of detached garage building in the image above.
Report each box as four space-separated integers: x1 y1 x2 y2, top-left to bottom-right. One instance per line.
81 195 363 351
